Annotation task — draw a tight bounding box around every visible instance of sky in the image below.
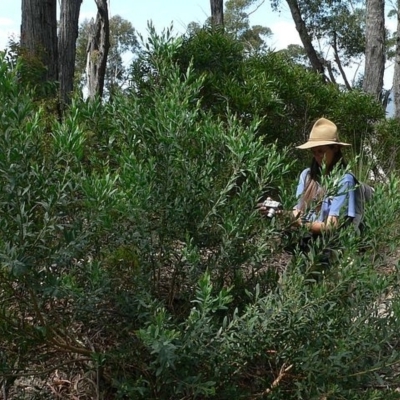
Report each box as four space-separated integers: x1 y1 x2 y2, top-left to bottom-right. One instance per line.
0 0 301 51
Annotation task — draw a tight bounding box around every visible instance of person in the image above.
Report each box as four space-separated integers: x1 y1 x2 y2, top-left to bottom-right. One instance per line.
258 117 356 269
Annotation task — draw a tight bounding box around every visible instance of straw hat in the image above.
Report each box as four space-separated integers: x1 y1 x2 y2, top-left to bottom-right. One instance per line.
296 118 351 149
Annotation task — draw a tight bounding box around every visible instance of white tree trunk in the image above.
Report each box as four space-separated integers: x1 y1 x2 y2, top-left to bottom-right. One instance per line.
393 1 400 119
86 0 110 99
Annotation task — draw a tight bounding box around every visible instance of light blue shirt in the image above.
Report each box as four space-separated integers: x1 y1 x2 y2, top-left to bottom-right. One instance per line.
295 168 356 222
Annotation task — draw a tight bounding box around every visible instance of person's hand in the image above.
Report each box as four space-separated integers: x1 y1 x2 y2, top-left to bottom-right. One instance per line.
256 197 282 218
256 196 270 216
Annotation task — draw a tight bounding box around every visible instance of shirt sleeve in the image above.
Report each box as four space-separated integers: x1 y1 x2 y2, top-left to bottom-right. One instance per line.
328 173 356 218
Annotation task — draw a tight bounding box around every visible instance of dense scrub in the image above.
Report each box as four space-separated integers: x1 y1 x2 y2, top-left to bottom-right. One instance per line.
1 29 400 399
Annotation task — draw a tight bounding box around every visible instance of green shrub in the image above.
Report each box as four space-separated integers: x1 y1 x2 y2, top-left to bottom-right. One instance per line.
1 31 400 400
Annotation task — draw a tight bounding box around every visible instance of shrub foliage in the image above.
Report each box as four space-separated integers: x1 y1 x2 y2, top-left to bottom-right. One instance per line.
1 30 400 399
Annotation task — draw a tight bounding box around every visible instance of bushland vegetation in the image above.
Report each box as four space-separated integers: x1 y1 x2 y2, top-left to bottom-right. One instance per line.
2 27 400 399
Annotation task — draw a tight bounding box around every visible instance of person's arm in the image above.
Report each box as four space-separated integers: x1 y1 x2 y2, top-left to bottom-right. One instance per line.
305 174 354 234
304 215 338 234
257 168 309 220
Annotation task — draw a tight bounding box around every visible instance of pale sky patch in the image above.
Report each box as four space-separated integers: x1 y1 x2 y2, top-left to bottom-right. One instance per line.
0 16 19 48
79 11 97 23
0 17 16 26
268 20 301 50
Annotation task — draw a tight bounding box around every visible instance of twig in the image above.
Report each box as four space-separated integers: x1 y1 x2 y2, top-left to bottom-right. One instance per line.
2 383 8 400
27 287 93 356
251 363 293 398
248 0 266 17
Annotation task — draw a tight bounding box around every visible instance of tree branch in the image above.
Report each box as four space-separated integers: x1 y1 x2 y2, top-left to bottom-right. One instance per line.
248 0 266 17
332 31 352 90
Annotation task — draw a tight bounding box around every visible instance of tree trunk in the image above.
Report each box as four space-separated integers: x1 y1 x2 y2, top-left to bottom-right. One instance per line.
20 0 58 82
210 0 224 27
363 0 385 100
86 0 110 100
59 0 83 108
285 0 325 76
393 1 400 119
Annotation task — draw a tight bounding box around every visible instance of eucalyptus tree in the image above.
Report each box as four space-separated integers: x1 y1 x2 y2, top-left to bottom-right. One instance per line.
210 0 224 26
105 15 139 96
76 15 138 97
86 0 110 100
271 0 366 87
59 0 83 108
189 0 272 52
21 0 83 107
274 0 389 101
21 0 58 83
225 0 273 52
284 0 325 74
363 0 385 99
390 2 400 118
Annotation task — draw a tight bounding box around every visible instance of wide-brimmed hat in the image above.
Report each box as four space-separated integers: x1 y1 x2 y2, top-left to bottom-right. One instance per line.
296 118 351 149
